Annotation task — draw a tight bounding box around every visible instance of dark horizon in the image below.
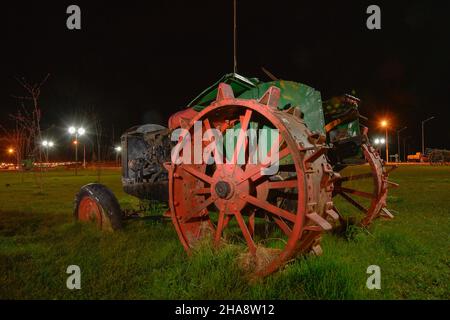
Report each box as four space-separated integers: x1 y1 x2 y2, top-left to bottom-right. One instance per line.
2 0 449 161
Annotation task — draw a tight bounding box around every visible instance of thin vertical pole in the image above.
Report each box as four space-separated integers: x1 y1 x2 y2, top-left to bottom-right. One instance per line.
385 128 389 163
75 133 78 176
403 138 406 162
421 116 435 158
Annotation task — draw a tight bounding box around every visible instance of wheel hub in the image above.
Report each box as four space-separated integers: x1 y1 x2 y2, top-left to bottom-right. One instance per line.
78 196 102 226
215 181 232 199
211 164 249 212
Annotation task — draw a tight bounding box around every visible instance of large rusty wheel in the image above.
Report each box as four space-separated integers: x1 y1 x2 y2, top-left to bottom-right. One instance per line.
333 144 397 227
165 84 338 276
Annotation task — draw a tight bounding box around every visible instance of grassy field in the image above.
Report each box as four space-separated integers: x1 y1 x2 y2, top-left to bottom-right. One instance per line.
0 166 449 299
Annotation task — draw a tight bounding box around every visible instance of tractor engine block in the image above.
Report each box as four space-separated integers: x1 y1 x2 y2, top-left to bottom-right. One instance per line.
121 124 173 202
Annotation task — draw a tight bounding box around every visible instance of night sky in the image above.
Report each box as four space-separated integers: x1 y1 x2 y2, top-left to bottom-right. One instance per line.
2 0 450 160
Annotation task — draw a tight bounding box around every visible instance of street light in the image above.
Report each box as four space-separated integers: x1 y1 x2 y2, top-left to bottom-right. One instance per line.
396 127 407 162
373 137 385 159
380 120 389 162
421 116 435 155
68 126 86 173
41 140 54 162
114 146 122 166
7 148 16 168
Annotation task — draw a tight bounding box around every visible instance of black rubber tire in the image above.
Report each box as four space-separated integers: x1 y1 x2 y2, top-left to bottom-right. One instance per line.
74 183 123 231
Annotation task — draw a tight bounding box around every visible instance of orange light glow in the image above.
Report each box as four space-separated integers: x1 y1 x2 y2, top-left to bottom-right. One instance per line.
73 140 78 145
380 120 388 128
7 148 14 154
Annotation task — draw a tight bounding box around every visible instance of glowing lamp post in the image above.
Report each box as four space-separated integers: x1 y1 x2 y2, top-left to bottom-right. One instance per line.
373 137 386 157
374 138 386 145
68 126 86 174
114 146 122 166
6 148 17 169
41 140 54 163
380 120 389 162
374 137 385 146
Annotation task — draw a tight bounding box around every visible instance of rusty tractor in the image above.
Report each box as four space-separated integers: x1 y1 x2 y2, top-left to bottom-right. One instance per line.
74 73 397 276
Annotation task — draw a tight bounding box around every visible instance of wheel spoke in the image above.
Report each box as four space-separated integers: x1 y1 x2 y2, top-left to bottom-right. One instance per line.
336 187 375 199
243 194 297 223
223 214 232 229
203 118 223 164
271 216 292 236
232 109 252 164
338 172 374 182
234 210 257 254
203 118 213 131
272 191 298 200
338 192 367 213
248 211 255 237
267 180 298 189
215 209 226 245
185 195 218 221
181 165 214 185
238 146 290 184
193 188 211 195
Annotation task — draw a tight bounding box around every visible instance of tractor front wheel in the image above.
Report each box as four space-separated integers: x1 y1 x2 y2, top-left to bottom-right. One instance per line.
74 183 123 231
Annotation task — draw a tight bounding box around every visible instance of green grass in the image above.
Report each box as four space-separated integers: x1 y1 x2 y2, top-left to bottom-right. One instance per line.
0 166 449 299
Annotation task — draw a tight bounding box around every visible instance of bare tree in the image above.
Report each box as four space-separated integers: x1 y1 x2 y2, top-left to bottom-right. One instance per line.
9 74 50 191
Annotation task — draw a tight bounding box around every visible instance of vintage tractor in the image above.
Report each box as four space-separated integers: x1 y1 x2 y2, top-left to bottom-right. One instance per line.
74 73 397 276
